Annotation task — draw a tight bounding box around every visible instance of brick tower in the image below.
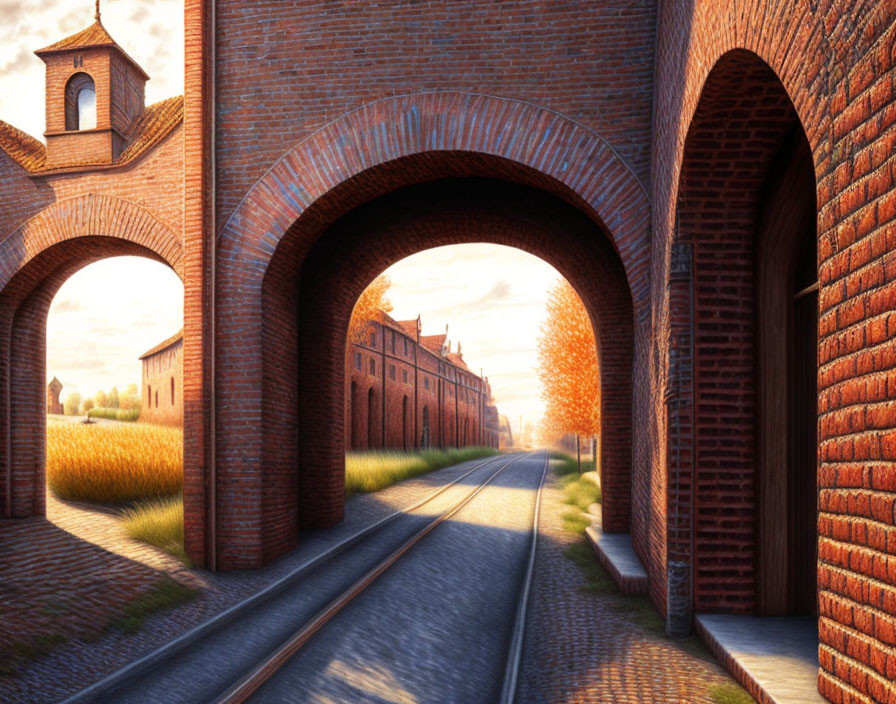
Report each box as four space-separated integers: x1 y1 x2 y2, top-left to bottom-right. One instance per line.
34 2 148 169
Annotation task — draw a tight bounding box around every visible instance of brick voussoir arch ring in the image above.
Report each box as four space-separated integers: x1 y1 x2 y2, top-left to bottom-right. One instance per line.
0 193 184 287
218 91 650 306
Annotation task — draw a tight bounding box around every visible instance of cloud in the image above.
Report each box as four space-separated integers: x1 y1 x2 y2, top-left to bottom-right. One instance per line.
51 298 82 313
129 6 150 23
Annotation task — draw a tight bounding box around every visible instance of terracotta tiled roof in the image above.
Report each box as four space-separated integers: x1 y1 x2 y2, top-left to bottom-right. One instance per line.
0 121 47 171
0 96 183 175
446 352 470 371
36 21 119 53
35 21 149 80
397 320 419 339
117 96 184 164
420 334 447 355
378 311 407 333
139 329 183 360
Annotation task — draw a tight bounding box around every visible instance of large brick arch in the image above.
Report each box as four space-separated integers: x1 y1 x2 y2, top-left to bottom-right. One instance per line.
0 194 182 518
208 93 648 570
218 92 649 304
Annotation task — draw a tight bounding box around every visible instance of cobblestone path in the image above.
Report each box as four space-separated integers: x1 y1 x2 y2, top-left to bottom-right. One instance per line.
516 471 753 704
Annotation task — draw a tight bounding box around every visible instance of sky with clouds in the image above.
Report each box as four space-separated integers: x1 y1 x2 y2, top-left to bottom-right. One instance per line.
4 2 564 431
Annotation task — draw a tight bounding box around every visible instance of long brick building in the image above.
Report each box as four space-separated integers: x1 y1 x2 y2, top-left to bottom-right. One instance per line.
347 312 500 452
139 330 184 426
1 3 895 701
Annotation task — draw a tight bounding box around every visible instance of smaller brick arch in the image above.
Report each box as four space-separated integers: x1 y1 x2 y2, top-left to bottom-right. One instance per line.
0 193 183 287
665 48 819 632
0 194 183 518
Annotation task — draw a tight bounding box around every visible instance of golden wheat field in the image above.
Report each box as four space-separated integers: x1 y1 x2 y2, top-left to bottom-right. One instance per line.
47 422 183 503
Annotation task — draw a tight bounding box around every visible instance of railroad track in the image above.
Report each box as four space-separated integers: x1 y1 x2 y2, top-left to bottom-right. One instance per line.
65 450 548 704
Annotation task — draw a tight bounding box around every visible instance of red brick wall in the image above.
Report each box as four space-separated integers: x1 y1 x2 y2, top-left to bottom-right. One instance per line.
212 0 658 231
346 320 491 452
651 2 896 700
141 340 184 426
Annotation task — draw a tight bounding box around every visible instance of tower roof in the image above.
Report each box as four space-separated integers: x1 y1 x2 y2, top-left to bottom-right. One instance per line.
36 20 118 53
35 20 150 81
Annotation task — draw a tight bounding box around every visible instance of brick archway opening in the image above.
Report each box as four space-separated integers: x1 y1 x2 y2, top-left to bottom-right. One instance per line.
260 170 634 556
668 49 818 626
0 236 182 518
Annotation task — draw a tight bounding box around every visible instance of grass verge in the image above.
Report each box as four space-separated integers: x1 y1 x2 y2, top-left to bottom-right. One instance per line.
110 577 197 635
122 495 189 565
0 577 197 676
345 446 499 494
710 683 756 704
551 451 601 531
87 407 141 422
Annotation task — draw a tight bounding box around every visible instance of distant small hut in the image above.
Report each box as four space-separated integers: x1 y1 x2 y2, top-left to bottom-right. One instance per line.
47 376 63 415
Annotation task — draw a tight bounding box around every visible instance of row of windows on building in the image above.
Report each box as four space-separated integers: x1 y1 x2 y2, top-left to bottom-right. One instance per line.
368 329 416 358
353 352 481 402
364 329 483 390
146 377 176 409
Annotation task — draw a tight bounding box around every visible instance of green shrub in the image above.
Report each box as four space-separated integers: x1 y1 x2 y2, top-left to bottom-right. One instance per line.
88 407 140 422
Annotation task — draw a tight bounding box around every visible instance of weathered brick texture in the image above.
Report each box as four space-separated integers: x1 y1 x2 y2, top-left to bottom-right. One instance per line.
651 2 896 701
2 2 896 701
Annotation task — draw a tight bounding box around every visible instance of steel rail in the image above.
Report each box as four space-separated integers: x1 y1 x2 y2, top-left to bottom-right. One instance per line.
213 451 532 704
62 452 515 703
498 450 548 704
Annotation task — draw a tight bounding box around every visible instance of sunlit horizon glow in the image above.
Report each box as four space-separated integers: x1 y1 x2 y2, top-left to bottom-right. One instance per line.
47 257 183 401
385 244 563 431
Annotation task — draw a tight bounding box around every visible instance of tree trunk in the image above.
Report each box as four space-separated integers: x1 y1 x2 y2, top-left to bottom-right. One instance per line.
576 433 581 474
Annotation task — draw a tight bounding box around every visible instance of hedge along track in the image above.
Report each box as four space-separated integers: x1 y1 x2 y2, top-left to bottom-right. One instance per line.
64 451 528 703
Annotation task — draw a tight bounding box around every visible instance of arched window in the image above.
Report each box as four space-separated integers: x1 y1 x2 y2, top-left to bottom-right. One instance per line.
170 377 175 405
155 390 159 409
65 73 96 131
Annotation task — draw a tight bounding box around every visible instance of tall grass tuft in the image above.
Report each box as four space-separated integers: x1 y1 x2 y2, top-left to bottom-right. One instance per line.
345 446 498 494
47 423 182 503
122 496 188 564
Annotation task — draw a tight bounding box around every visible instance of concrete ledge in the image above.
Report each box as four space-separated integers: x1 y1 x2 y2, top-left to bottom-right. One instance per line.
695 614 823 704
584 525 648 595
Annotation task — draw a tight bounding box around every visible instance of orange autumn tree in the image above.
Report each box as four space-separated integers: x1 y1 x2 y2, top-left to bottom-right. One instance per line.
348 274 394 344
536 278 600 470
